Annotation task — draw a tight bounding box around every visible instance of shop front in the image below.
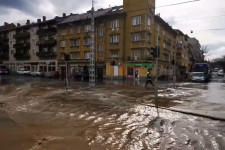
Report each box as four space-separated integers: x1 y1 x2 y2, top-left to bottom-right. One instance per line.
126 63 154 80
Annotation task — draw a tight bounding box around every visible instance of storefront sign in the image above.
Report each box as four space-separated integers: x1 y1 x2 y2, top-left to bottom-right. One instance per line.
127 63 154 68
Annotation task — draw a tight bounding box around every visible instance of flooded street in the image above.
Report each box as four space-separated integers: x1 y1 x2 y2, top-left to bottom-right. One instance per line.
1 76 225 150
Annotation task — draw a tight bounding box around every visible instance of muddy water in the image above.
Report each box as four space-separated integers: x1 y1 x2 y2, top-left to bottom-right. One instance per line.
0 78 225 150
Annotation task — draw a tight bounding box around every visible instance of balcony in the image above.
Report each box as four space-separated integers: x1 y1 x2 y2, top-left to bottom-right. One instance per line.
127 56 154 62
36 28 57 36
36 52 57 59
36 39 57 46
13 42 30 49
14 53 30 60
131 40 151 49
163 48 171 53
109 43 120 50
131 24 151 33
13 31 30 39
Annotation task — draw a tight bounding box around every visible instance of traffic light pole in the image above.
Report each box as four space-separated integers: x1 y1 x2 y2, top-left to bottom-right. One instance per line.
89 0 95 87
66 61 68 91
155 26 159 118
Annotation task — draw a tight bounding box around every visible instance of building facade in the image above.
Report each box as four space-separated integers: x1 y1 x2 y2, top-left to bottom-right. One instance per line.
154 15 177 79
4 16 63 74
1 0 202 82
0 23 16 64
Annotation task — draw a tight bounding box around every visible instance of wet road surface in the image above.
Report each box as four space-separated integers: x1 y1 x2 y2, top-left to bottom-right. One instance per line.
0 75 225 150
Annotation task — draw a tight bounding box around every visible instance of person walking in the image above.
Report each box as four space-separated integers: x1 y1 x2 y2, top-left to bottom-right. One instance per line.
145 72 155 87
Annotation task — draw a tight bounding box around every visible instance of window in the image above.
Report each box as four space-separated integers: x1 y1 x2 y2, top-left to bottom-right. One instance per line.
75 39 80 46
111 20 119 29
131 50 140 61
98 29 104 37
146 34 151 42
60 53 64 59
147 17 151 26
111 51 119 58
71 53 80 59
77 27 81 33
98 44 104 52
60 40 66 48
85 52 90 59
70 28 75 34
132 33 141 42
110 35 119 44
70 40 76 47
84 38 91 46
60 30 67 36
132 16 141 26
84 25 91 32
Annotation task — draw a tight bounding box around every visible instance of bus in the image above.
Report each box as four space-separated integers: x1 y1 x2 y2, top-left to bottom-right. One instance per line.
192 63 211 82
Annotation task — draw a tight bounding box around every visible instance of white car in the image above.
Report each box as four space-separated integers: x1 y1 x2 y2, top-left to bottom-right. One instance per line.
17 68 25 75
218 70 224 76
30 71 43 76
17 68 31 75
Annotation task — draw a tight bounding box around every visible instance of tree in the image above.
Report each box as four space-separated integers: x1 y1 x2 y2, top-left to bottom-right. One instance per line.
211 55 225 71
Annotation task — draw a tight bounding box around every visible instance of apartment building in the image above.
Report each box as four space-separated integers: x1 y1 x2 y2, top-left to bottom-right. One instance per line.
0 22 16 64
123 0 155 80
175 29 190 77
4 16 62 73
57 7 125 79
57 0 155 80
154 15 177 78
1 0 202 81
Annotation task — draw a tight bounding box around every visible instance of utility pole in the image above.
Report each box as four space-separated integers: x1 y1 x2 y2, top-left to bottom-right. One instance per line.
89 0 95 86
147 0 159 117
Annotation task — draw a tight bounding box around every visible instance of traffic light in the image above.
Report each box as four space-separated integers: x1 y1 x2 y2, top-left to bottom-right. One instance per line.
151 47 156 58
151 47 160 58
171 60 175 65
64 53 70 61
111 60 116 66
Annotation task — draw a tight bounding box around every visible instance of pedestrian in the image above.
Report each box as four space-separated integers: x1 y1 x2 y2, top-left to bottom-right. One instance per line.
145 72 155 87
135 70 138 80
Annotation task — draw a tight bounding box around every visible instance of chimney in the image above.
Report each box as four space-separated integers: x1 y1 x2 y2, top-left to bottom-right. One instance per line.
43 16 46 21
37 19 41 23
26 20 30 25
63 13 66 17
17 23 20 27
70 13 73 15
4 22 8 26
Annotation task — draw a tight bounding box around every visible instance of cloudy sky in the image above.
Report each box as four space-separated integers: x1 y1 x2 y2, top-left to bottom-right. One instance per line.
0 0 225 60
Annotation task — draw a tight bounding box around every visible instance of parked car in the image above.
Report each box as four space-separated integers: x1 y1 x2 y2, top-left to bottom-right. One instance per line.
44 71 55 78
17 68 30 75
30 71 43 76
0 68 8 74
17 68 25 75
0 65 9 74
218 70 224 76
